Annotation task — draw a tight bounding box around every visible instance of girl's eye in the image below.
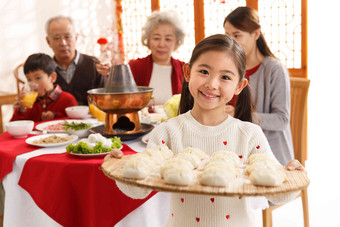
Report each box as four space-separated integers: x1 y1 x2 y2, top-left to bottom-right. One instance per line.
199 70 209 75
221 75 230 80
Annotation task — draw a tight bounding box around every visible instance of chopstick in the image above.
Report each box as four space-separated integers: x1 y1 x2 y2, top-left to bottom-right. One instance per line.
44 89 48 112
92 58 100 64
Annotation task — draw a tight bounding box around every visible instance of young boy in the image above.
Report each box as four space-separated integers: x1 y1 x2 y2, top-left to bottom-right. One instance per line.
11 53 78 122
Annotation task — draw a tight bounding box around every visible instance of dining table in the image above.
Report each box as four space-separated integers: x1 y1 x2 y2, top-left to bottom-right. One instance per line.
0 118 170 227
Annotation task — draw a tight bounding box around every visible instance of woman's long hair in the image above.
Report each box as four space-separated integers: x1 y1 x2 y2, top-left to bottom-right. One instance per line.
223 6 275 58
179 34 254 122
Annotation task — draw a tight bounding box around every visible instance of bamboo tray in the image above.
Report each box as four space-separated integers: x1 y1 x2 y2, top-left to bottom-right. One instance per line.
101 156 310 197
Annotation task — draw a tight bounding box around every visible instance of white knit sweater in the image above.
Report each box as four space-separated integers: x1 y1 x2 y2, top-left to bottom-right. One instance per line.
117 111 297 226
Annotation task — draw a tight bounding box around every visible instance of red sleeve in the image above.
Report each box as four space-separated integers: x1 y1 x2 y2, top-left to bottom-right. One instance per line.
11 107 35 121
49 92 78 119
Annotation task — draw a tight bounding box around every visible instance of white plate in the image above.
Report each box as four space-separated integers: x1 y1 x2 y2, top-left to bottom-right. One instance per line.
35 119 102 133
140 113 168 125
26 133 78 147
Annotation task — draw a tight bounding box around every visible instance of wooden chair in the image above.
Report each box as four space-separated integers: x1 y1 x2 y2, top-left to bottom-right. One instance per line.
13 63 25 96
0 63 24 133
262 77 311 227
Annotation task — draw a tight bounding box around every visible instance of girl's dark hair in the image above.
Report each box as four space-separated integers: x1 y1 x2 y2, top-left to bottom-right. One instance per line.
23 53 56 75
223 6 275 58
179 34 254 122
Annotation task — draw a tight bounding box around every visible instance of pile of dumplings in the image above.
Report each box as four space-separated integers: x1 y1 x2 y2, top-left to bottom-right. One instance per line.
160 147 207 185
121 146 286 188
246 153 286 186
122 145 173 179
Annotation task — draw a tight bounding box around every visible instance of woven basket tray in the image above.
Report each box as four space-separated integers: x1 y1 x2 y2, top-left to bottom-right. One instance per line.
101 156 310 197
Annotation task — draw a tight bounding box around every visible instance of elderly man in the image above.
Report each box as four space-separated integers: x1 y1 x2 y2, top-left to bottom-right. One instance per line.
46 16 106 105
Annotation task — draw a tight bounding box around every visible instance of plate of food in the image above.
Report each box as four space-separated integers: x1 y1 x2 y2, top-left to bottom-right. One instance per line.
66 133 122 158
26 134 78 147
35 119 100 133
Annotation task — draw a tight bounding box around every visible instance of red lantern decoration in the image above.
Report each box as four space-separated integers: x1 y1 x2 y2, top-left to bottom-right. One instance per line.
97 37 108 45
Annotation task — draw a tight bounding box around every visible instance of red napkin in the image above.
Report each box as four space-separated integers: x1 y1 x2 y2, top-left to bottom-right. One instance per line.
0 133 38 181
18 144 157 227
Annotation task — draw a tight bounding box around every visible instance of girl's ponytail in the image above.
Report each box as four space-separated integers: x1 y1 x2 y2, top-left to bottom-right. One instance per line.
234 84 254 122
179 81 193 114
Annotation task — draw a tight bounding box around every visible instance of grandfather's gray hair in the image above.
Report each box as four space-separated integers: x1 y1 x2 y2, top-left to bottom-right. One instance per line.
142 10 185 50
45 15 74 34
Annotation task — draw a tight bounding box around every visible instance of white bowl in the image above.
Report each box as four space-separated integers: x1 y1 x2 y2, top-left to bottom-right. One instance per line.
5 120 34 138
65 106 89 119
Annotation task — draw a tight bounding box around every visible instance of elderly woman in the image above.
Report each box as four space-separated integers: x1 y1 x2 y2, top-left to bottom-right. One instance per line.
97 10 185 105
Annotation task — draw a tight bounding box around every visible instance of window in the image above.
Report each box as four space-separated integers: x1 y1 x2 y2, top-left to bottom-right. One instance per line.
118 0 307 77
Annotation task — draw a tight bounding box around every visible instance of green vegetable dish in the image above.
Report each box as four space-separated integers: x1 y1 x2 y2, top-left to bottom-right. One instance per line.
66 136 122 154
61 121 92 131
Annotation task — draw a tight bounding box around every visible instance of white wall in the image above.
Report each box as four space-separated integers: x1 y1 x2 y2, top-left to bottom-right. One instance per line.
0 0 116 124
307 1 340 226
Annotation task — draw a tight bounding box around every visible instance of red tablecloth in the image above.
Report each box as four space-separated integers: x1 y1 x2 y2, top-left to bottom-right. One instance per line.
0 118 68 181
18 144 157 227
0 133 37 181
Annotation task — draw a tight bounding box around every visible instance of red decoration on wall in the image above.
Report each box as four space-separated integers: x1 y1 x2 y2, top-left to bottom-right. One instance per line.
116 0 125 63
97 37 108 45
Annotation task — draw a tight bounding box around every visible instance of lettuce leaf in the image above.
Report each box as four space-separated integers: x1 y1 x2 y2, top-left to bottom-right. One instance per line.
66 136 122 154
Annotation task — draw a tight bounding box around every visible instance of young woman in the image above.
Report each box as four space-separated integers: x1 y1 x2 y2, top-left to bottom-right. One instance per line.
224 6 294 165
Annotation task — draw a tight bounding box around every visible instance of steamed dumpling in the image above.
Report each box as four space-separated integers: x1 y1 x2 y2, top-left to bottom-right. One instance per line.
123 153 156 179
249 168 286 186
180 147 207 160
163 168 194 185
198 165 236 186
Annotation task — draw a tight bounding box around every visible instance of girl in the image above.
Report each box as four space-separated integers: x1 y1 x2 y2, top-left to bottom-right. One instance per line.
106 34 305 226
224 6 294 165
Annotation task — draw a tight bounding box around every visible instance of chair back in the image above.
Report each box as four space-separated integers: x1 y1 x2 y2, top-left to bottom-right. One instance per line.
13 63 26 96
290 77 310 166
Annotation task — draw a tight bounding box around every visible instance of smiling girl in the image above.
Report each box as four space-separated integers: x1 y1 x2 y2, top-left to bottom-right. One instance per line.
106 34 305 226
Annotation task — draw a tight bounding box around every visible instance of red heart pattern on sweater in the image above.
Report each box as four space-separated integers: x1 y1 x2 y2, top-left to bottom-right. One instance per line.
162 140 165 144
196 217 200 222
256 145 260 149
181 198 184 203
223 141 227 145
239 155 243 159
210 198 214 203
226 215 230 219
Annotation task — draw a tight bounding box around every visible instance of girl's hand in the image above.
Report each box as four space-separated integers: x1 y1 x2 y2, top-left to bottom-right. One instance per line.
104 148 124 161
286 159 307 174
41 111 55 121
95 62 111 75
